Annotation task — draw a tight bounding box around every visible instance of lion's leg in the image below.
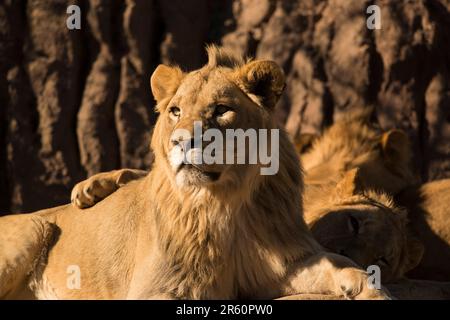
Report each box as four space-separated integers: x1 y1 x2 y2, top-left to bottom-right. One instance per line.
282 252 391 300
0 214 55 299
71 169 148 209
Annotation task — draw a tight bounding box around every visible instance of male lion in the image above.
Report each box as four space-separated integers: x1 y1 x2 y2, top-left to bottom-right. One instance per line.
72 110 423 283
73 167 424 284
71 109 416 209
70 112 450 297
0 46 388 300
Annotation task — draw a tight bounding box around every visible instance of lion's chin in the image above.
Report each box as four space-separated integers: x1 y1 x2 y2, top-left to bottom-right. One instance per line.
174 164 222 188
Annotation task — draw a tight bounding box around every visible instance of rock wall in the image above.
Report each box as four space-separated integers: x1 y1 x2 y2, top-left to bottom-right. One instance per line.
0 0 449 213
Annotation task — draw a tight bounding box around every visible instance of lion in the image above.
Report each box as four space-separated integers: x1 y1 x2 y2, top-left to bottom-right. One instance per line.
304 168 424 283
300 109 418 195
71 110 424 284
72 109 417 208
298 116 450 283
0 46 389 300
308 174 450 297
73 167 424 284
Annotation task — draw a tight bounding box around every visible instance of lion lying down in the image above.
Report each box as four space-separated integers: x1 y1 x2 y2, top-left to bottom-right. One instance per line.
298 114 425 283
70 169 450 299
71 111 450 292
0 46 389 300
299 116 450 284
299 114 450 287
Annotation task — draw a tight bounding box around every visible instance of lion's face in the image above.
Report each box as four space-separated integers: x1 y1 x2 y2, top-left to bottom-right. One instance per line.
150 47 285 190
155 70 267 188
311 203 408 282
306 169 424 282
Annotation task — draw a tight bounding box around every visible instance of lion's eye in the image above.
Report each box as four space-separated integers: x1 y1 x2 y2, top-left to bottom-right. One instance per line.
349 215 360 236
214 104 232 117
169 106 181 118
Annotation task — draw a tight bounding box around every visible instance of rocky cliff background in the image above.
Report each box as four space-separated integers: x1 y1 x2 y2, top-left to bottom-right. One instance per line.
0 0 449 214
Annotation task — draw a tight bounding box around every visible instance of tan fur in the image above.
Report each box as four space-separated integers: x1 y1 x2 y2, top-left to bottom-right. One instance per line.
0 214 55 299
72 169 449 287
305 169 424 283
1 46 389 300
298 115 450 283
73 168 422 283
397 179 450 281
293 133 318 155
301 110 417 195
70 169 147 209
72 110 427 285
294 112 425 282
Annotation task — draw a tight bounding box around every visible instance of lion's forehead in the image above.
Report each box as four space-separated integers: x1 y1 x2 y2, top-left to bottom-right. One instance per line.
175 69 240 106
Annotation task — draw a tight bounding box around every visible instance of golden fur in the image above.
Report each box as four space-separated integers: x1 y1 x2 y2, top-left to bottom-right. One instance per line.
0 46 388 300
298 115 450 283
301 110 417 195
294 112 425 282
0 214 55 299
305 169 424 283
71 110 427 284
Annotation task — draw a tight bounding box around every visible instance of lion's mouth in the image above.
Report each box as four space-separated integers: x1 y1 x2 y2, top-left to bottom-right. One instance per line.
178 163 221 182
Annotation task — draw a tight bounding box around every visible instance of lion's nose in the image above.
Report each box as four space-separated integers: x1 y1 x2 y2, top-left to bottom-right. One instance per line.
171 137 195 151
170 126 194 146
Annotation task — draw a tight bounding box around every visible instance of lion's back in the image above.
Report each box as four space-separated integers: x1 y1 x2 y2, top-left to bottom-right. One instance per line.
34 179 147 299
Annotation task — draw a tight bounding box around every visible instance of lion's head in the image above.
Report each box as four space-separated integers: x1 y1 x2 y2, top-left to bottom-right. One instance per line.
300 111 417 196
149 46 287 193
305 169 424 282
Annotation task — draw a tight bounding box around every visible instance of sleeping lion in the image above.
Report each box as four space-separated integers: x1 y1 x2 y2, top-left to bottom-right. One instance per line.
0 46 389 300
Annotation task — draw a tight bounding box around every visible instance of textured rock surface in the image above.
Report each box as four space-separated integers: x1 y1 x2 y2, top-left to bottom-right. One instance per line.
0 0 449 213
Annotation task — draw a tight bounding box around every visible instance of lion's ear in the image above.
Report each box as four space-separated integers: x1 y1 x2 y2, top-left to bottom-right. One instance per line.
380 130 411 165
235 60 285 109
335 168 366 197
150 64 184 104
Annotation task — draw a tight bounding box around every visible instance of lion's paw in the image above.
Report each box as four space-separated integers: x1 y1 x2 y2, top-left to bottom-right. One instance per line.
71 174 118 209
337 268 392 300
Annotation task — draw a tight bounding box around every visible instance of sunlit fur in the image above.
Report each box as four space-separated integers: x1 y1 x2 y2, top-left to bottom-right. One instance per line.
1 46 323 299
143 45 320 298
69 108 424 287
304 173 422 283
2 47 390 300
301 109 417 195
300 112 423 283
